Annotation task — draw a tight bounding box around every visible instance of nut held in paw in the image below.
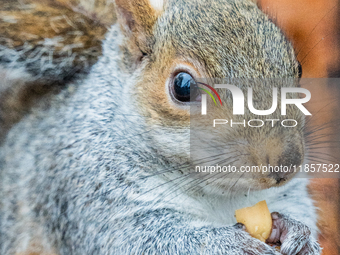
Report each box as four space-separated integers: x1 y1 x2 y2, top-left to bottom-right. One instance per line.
235 200 272 242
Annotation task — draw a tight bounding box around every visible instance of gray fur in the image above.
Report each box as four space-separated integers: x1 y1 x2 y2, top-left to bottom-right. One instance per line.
1 0 321 254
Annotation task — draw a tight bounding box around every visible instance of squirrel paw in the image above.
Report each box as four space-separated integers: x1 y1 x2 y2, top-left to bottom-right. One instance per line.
234 223 281 255
266 212 321 255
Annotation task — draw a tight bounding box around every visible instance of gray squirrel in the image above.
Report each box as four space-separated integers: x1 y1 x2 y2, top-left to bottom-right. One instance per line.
0 0 322 254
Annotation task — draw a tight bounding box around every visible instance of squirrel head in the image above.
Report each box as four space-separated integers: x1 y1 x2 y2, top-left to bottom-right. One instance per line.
113 0 304 192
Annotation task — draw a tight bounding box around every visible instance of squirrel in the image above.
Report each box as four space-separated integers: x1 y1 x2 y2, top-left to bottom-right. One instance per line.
0 0 322 254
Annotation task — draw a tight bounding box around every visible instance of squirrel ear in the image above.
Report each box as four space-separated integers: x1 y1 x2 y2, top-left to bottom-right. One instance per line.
115 0 163 40
149 0 165 12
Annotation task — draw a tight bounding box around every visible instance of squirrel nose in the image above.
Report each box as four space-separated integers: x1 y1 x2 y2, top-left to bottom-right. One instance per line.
268 170 293 184
267 147 303 184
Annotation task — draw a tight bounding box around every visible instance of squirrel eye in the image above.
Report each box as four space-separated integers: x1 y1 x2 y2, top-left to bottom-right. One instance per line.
172 72 199 103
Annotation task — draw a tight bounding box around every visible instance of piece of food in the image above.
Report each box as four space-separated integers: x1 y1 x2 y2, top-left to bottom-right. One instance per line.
235 200 272 242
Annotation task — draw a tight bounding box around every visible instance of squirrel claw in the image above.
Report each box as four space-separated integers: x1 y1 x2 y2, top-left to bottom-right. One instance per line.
267 212 321 255
234 222 247 230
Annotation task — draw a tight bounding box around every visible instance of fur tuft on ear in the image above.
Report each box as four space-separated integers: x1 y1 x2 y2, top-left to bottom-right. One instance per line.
149 0 164 12
115 0 162 53
115 0 160 38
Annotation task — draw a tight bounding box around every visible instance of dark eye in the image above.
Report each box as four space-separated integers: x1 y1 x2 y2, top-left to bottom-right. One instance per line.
172 72 199 102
